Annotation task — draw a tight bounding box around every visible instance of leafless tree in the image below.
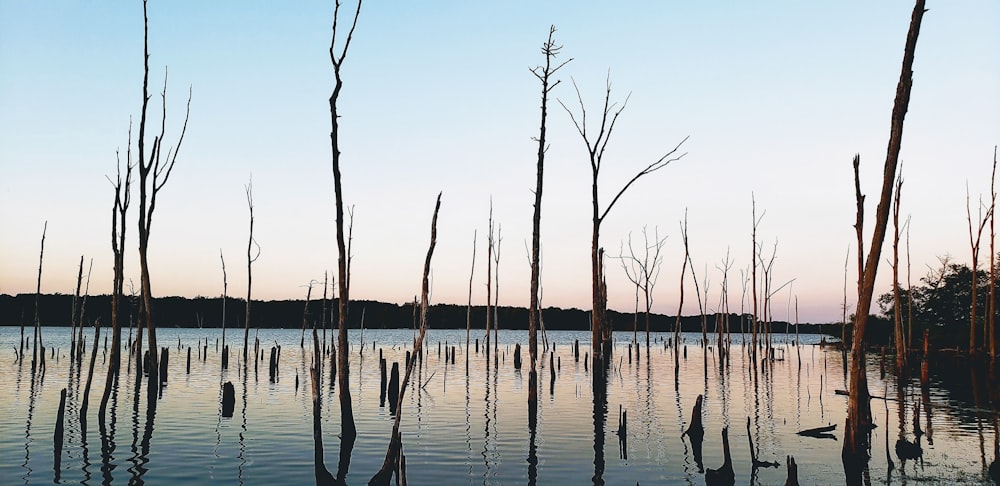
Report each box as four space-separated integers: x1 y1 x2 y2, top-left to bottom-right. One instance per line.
618 226 666 349
466 229 476 370
244 177 260 361
990 147 997 362
100 144 133 418
560 73 687 368
966 183 993 356
328 0 363 440
31 221 47 375
135 0 192 401
528 25 570 428
844 0 925 467
892 171 907 370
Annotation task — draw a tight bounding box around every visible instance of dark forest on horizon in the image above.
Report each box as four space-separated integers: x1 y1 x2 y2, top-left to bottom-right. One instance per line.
0 292 821 334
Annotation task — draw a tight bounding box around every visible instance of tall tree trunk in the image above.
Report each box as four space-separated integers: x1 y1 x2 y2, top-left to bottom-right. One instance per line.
844 0 925 470
370 193 441 485
892 173 907 371
528 25 567 430
32 222 47 375
328 0 363 441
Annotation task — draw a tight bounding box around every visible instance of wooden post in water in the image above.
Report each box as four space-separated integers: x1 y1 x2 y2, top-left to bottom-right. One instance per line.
186 347 191 374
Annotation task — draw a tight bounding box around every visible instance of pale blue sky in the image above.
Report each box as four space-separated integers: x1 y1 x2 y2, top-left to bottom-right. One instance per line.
1 1 997 323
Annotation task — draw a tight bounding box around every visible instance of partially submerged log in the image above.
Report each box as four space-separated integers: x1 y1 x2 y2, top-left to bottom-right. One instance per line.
796 423 837 439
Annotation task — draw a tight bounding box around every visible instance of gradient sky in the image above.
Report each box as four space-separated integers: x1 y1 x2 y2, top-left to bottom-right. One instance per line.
1 1 998 324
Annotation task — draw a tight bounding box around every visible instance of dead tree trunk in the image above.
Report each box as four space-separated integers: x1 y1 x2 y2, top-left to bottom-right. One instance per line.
560 74 687 374
529 26 569 430
466 229 476 370
71 256 84 363
32 221 47 375
967 181 992 357
220 249 228 368
990 147 997 363
892 172 907 371
485 201 494 358
244 178 259 363
100 153 132 418
844 0 925 471
135 0 192 402
370 192 441 486
328 0 363 441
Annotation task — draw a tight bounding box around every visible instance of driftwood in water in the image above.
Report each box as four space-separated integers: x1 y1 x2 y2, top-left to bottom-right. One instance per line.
704 426 734 486
796 423 837 439
221 381 235 418
785 455 799 486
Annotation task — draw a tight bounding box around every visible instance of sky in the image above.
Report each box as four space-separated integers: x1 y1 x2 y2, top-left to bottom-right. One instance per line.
1 1 998 324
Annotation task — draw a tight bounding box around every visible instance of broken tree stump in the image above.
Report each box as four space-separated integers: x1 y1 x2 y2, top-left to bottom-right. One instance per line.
683 394 705 471
388 362 400 412
53 387 67 480
380 357 387 407
221 381 235 418
704 426 734 486
514 343 522 370
785 455 799 486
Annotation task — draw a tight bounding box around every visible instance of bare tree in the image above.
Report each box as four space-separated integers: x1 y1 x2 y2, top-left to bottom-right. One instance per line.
31 221 47 375
244 177 260 362
135 0 192 401
370 193 442 485
844 0 926 467
100 144 133 418
619 226 667 349
966 183 992 356
220 249 228 368
329 0 363 440
466 229 476 369
892 171 907 370
485 200 494 359
990 147 997 362
560 74 687 368
527 25 570 428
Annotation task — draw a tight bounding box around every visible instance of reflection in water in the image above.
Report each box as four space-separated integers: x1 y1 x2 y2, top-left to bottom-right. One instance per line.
3 329 1000 484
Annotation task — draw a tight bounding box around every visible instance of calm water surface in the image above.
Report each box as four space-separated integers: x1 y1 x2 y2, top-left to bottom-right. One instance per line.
0 327 995 484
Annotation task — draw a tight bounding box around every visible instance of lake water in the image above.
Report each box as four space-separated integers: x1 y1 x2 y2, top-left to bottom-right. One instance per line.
0 326 995 484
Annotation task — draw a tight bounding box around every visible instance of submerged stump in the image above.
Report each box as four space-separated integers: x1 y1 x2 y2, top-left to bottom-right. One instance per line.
221 381 235 418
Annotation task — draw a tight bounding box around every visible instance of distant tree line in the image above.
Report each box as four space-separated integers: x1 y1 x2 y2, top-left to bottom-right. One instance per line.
0 293 824 334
